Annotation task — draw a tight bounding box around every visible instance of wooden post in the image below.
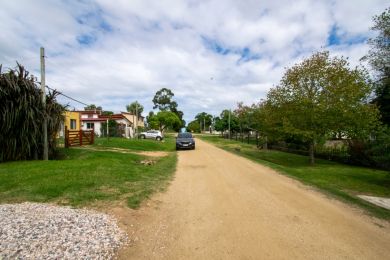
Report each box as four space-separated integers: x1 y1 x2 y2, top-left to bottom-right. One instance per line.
40 47 48 160
79 130 83 146
91 130 94 144
65 126 68 148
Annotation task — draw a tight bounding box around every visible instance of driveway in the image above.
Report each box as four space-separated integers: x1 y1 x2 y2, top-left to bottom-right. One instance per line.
116 138 390 259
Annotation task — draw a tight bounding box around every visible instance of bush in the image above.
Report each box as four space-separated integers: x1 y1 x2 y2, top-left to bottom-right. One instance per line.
0 64 65 161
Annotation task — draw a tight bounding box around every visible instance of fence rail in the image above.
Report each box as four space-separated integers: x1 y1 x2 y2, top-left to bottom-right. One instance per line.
65 127 94 148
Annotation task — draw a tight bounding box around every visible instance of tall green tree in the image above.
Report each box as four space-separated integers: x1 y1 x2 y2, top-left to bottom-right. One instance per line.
152 88 185 130
148 111 181 132
126 101 144 117
84 104 102 111
152 88 176 111
267 51 379 164
195 112 213 131
187 120 201 133
214 110 239 133
363 7 390 125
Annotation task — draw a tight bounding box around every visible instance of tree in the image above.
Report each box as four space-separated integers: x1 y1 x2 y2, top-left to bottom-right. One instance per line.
146 111 159 129
187 120 201 133
152 88 175 111
146 111 181 132
195 112 213 132
267 51 379 164
84 104 102 111
126 101 144 117
214 110 239 133
363 8 390 125
152 88 185 129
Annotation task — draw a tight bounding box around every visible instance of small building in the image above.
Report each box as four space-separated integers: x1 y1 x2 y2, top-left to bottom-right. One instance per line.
59 111 81 137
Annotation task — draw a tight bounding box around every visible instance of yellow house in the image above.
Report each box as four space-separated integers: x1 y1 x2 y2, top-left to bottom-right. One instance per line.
64 111 81 131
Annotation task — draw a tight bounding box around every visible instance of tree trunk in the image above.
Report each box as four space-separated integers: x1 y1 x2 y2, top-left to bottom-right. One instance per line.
264 136 268 150
309 141 315 165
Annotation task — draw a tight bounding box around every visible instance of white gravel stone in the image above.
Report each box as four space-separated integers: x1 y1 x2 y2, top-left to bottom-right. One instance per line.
0 202 127 259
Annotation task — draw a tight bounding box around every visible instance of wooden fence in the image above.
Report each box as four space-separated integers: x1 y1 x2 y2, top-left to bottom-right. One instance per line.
65 127 94 148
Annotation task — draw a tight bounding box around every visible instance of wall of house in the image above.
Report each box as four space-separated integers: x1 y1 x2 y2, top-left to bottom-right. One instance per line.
64 111 80 130
81 121 102 136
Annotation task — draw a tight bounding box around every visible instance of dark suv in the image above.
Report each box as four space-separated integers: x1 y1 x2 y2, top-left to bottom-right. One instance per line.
176 132 195 150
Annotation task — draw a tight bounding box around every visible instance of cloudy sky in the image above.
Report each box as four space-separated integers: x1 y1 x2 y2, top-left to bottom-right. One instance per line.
0 0 388 123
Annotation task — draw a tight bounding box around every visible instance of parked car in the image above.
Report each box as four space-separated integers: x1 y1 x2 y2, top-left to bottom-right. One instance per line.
176 132 195 150
139 130 163 141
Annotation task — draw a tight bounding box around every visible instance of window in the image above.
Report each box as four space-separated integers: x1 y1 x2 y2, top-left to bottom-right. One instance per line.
86 122 94 129
70 119 77 129
88 114 93 118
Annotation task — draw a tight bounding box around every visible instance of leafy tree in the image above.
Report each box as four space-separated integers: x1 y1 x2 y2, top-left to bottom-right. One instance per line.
152 88 175 111
267 51 379 164
152 88 185 129
101 111 113 116
146 111 159 130
155 111 181 132
187 120 201 133
195 112 213 131
214 110 239 133
84 104 102 111
126 101 144 117
363 8 390 125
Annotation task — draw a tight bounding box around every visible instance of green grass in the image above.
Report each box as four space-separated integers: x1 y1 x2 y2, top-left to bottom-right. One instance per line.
0 146 177 209
93 136 176 151
200 135 390 220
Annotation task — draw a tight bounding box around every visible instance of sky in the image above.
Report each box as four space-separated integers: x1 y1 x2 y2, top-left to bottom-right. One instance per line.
0 0 388 124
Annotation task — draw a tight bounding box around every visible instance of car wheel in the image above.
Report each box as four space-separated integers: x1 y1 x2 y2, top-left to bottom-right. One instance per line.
141 135 146 139
156 136 162 141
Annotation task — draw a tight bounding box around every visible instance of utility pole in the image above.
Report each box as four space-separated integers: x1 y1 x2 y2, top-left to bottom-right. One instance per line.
135 102 138 137
106 119 109 140
40 47 48 160
228 109 231 139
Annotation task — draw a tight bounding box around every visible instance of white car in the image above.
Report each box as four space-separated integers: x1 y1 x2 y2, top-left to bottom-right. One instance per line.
139 130 163 141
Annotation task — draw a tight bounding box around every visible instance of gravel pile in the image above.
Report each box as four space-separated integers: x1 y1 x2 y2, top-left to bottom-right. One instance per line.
0 202 127 259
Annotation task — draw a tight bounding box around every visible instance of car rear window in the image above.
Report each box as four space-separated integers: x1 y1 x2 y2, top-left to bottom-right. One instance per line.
178 133 192 138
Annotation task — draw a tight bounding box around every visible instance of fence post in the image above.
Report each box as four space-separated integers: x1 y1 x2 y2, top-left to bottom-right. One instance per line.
91 130 94 144
247 133 250 144
79 130 83 146
65 126 68 148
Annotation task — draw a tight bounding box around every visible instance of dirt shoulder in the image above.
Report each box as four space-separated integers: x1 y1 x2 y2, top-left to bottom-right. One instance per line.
114 138 390 259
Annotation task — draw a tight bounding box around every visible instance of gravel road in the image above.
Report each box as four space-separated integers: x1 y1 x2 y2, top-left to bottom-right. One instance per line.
116 138 390 259
0 202 126 259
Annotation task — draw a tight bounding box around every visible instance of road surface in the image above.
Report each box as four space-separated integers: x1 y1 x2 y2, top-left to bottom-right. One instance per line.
114 138 390 259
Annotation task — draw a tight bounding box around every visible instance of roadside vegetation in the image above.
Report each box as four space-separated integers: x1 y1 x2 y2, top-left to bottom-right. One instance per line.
94 135 176 152
200 135 390 220
0 140 177 209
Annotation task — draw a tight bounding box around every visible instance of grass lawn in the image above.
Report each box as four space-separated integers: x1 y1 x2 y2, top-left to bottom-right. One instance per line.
93 135 176 151
0 139 177 209
199 135 390 220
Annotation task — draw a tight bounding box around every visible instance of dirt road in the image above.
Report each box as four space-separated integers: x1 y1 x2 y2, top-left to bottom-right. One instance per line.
115 139 390 259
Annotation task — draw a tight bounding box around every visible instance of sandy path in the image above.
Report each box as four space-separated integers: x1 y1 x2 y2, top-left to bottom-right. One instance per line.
115 139 390 259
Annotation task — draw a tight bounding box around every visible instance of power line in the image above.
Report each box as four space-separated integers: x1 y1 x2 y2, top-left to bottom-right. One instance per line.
45 85 90 107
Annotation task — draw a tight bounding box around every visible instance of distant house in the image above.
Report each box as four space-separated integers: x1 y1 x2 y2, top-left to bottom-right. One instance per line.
78 110 135 137
121 112 145 128
59 111 81 137
79 110 107 136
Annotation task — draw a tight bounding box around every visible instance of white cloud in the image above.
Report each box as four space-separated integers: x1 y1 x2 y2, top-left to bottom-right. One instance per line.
0 0 388 123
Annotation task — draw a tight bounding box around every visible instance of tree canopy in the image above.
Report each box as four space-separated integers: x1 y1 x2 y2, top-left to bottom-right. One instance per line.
126 101 144 117
267 51 379 164
364 8 390 125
